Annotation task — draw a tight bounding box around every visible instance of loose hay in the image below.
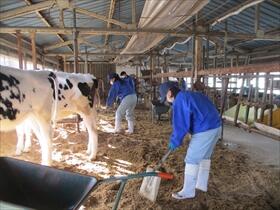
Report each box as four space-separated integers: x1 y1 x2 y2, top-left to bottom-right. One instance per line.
0 109 279 210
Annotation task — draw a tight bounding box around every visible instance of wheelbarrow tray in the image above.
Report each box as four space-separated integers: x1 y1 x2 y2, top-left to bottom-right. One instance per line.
0 157 98 210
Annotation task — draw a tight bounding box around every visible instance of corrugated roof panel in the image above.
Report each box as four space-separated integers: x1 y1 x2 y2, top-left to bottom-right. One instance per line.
0 0 26 12
1 13 47 27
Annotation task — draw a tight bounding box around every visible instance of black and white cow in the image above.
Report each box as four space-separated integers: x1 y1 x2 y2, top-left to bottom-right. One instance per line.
0 66 98 166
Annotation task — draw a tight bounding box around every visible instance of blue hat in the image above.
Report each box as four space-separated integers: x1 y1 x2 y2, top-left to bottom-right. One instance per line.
159 81 179 103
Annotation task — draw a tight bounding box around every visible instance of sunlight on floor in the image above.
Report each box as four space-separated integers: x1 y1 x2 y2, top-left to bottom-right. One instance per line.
99 119 115 133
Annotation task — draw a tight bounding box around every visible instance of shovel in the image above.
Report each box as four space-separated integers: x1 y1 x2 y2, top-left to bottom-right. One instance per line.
139 150 173 202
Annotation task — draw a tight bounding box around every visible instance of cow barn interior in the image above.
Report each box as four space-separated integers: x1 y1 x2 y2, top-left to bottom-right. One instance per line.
0 0 280 210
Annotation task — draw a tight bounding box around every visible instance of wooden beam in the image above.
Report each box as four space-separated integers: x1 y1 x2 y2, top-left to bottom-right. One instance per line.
75 7 128 28
44 37 106 52
0 0 55 21
45 52 149 57
206 0 264 26
1 27 279 40
104 0 116 46
23 0 73 53
31 32 37 69
16 31 23 70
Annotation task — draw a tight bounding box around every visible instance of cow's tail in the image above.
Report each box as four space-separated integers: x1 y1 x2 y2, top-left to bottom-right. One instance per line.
50 77 58 128
91 78 99 108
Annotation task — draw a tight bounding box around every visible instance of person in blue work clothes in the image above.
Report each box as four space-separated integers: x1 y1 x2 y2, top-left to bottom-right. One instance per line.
120 71 135 90
106 73 137 134
166 86 221 199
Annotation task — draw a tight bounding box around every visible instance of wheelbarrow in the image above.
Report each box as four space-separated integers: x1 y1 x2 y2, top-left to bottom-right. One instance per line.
0 157 173 210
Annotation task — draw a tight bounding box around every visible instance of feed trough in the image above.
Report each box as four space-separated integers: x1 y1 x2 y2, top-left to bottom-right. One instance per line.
0 157 173 210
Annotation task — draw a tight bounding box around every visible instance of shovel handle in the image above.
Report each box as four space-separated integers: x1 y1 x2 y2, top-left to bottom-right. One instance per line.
158 172 174 180
154 149 172 171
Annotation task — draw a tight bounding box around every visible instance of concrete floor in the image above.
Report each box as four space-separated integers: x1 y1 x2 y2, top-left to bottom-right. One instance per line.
223 124 280 168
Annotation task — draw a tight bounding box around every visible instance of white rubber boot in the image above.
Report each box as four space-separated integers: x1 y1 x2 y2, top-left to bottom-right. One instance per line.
114 116 121 133
172 163 199 199
196 159 211 192
126 120 134 134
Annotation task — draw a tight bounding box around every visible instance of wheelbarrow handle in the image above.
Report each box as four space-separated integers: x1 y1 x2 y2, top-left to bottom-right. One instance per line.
154 149 172 171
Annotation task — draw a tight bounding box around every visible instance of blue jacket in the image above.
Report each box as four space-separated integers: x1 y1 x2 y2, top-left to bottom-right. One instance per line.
170 91 221 148
124 76 135 91
106 79 135 106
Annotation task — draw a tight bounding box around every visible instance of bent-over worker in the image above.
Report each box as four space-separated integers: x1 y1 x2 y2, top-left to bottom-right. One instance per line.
106 73 137 134
166 86 221 199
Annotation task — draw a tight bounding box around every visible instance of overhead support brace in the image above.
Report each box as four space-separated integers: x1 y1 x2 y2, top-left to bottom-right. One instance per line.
23 0 72 53
0 0 55 21
207 0 265 26
75 7 128 28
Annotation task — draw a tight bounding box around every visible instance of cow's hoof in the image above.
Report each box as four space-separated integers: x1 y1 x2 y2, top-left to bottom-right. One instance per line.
88 155 97 161
23 147 31 153
41 160 52 166
86 148 91 155
15 150 22 156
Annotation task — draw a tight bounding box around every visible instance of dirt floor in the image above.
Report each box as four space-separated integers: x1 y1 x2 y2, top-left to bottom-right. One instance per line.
0 109 279 210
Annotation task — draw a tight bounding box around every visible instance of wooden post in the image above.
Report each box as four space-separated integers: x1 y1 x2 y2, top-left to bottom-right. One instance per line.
195 36 202 81
244 85 253 124
63 56 67 72
16 31 23 70
224 21 228 68
260 73 269 122
23 52 27 70
268 78 273 126
73 8 79 73
42 56 46 70
150 53 154 122
220 78 229 116
234 75 245 125
205 30 210 87
254 73 259 121
31 32 37 69
213 46 217 89
191 18 196 88
85 46 88 74
136 64 139 78
220 77 229 141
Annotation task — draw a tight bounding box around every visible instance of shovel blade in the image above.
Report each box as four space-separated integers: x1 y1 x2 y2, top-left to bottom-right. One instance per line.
139 167 161 202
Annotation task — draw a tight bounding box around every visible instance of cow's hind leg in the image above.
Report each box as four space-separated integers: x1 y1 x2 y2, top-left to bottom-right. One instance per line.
34 116 53 166
23 124 32 153
80 112 98 160
15 125 25 156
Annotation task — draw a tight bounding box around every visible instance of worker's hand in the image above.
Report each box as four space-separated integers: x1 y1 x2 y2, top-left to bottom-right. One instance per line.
168 142 177 151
